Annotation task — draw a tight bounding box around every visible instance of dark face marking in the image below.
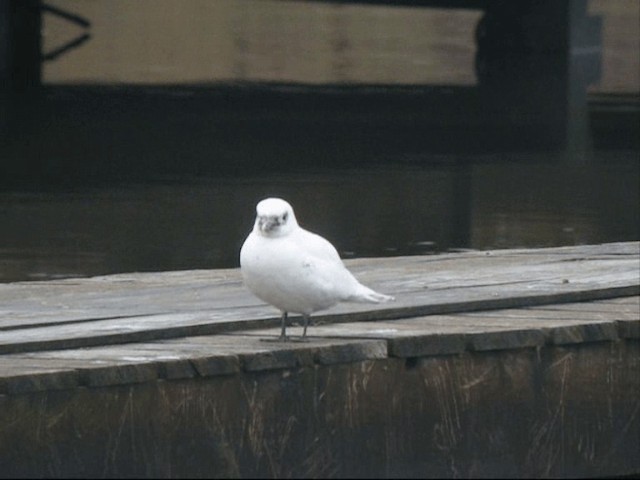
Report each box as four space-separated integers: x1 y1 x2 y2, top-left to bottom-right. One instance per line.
258 213 287 234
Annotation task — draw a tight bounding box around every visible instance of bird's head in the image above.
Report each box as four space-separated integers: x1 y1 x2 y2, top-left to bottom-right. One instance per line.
253 197 299 237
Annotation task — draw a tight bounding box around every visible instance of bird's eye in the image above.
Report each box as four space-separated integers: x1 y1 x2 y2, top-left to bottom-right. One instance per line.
282 212 288 222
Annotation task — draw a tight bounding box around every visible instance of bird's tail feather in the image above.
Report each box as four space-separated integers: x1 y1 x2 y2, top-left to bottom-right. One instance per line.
348 284 395 304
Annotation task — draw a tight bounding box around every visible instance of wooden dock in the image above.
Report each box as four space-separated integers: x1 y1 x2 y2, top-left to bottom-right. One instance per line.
1 242 638 478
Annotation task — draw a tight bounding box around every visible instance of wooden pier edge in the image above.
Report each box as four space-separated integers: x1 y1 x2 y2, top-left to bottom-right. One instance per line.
0 242 638 478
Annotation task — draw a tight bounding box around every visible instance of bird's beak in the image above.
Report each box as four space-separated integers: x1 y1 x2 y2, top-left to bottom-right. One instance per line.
258 217 278 233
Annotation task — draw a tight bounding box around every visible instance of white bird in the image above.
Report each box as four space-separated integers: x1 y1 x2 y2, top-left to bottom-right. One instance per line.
240 197 394 341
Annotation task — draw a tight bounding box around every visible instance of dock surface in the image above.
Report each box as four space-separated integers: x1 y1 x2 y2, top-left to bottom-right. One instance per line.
1 242 639 478
1 241 638 355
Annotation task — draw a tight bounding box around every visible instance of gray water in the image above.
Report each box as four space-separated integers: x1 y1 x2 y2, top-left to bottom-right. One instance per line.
1 152 638 283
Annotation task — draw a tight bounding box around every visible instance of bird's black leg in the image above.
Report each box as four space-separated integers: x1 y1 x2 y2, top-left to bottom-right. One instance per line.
278 311 289 341
301 314 310 340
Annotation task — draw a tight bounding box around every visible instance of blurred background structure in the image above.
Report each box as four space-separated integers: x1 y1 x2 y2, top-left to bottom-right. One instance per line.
0 0 638 282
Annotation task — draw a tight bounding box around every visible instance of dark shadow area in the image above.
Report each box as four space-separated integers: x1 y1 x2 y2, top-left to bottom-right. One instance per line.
0 83 593 183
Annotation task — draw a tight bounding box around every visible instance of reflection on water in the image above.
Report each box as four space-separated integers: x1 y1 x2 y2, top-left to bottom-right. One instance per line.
0 155 637 283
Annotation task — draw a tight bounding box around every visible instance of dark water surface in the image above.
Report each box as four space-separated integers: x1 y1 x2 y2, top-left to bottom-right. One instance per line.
1 151 637 283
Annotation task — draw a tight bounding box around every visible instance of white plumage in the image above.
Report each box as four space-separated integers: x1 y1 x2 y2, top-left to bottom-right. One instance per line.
240 197 394 340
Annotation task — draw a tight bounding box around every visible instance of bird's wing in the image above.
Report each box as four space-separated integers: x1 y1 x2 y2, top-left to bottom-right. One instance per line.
291 228 394 304
289 228 369 302
294 227 343 265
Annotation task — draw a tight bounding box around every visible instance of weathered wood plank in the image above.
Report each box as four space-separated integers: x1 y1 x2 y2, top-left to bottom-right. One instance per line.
461 307 637 323
0 243 637 354
533 300 639 314
1 242 637 329
0 335 388 394
1 294 634 395
2 285 637 355
239 314 622 355
594 296 640 305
